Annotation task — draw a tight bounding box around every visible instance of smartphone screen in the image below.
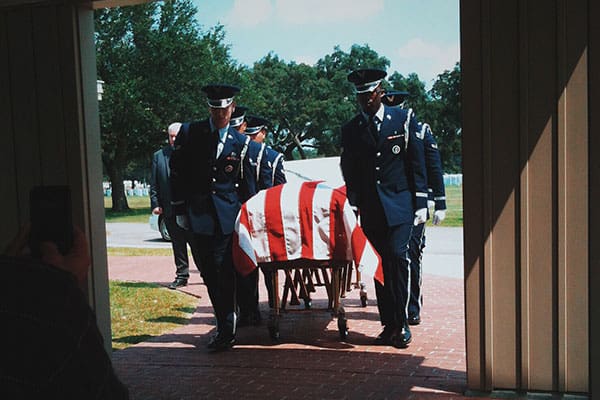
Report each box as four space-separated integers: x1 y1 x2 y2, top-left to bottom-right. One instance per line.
29 185 73 257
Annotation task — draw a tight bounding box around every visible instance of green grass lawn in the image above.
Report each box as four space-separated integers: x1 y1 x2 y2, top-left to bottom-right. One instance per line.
430 185 463 227
109 281 197 351
104 195 151 223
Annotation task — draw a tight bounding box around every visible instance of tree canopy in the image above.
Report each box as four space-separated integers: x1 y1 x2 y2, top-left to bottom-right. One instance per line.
95 0 462 211
95 0 240 210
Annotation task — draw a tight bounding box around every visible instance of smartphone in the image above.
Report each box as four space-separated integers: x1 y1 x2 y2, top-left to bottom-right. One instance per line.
29 185 73 257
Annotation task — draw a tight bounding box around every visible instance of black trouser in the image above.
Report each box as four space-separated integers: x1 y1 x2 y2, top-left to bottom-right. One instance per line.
236 268 276 314
236 269 259 317
164 216 190 281
189 231 236 337
408 222 426 317
365 223 413 329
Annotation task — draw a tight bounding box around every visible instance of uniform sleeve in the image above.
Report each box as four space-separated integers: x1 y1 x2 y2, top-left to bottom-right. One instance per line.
273 153 287 186
258 144 274 191
149 151 160 210
169 123 189 216
406 110 428 210
423 124 446 210
339 125 359 207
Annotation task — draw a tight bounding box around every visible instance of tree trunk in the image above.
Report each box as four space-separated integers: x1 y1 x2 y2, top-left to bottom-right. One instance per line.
106 163 129 211
291 132 306 159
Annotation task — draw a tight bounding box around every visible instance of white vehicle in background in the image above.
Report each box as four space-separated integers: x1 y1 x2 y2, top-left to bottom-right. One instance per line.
149 213 171 242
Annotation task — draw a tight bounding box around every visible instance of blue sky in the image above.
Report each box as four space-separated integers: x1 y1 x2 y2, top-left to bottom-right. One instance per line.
192 0 460 88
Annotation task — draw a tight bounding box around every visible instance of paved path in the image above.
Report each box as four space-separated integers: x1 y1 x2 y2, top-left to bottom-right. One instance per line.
107 229 475 399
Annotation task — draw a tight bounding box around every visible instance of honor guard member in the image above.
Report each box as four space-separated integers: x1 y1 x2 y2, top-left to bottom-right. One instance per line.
230 109 271 326
340 69 428 349
382 91 447 326
169 84 263 351
245 115 287 188
230 105 248 133
236 115 286 326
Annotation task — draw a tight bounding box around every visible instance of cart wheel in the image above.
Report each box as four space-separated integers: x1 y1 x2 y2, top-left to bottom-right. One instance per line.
360 293 368 307
338 318 348 341
359 282 368 307
337 307 348 341
304 298 312 309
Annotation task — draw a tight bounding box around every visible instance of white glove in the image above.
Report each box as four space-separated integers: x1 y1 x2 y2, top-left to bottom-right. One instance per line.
433 209 446 225
176 215 190 230
413 208 427 226
427 199 435 209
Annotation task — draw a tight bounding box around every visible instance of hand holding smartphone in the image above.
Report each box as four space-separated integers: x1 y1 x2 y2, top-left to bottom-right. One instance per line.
29 185 73 257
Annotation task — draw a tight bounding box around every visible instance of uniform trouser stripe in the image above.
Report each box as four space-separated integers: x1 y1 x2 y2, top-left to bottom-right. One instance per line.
408 222 426 316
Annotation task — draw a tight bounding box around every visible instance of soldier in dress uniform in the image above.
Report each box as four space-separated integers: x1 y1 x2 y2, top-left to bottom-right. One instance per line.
230 109 271 326
340 69 429 348
244 115 287 188
230 105 248 133
235 115 287 326
382 90 447 326
169 84 266 351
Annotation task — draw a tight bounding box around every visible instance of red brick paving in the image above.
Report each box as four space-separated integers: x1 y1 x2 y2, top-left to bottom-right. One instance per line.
109 256 483 399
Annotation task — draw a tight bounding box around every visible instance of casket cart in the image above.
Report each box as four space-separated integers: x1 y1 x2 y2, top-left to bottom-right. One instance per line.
259 258 352 341
233 181 383 342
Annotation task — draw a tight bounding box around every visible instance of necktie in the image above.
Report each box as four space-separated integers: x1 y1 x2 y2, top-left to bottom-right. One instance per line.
368 115 379 141
215 129 225 158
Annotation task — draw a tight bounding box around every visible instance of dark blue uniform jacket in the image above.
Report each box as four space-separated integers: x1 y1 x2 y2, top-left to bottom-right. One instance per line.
169 120 263 235
340 106 428 230
261 145 286 187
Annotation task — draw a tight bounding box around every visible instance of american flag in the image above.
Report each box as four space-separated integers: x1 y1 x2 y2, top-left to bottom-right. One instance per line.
233 180 384 284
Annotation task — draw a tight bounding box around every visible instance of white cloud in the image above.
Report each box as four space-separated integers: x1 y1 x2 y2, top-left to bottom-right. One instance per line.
275 0 384 24
291 55 317 66
395 38 459 83
226 0 273 28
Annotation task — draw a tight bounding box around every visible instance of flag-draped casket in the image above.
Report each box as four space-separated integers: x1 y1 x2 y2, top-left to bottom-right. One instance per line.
233 181 383 285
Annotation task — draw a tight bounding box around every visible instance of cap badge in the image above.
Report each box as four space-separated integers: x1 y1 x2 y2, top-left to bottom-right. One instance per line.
392 145 401 154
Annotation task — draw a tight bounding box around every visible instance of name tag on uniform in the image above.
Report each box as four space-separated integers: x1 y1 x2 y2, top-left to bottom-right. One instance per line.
387 134 404 140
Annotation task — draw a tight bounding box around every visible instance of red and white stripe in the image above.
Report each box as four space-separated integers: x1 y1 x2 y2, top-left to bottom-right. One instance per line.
233 180 384 284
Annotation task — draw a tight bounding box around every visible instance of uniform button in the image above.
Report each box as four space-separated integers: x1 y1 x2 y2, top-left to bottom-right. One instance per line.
376 152 381 157
234 183 239 188
376 180 381 185
212 166 217 171
212 190 216 194
212 178 216 182
375 166 380 171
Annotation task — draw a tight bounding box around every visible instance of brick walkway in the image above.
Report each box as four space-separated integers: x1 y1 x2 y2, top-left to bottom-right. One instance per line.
109 256 481 399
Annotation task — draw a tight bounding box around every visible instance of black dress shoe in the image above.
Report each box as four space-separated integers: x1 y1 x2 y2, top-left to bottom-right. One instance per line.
373 326 396 345
393 324 412 349
168 278 187 290
407 314 421 326
206 332 235 351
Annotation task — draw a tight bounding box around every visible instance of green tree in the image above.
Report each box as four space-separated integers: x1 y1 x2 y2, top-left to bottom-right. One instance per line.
426 63 461 173
238 45 390 159
387 71 429 117
95 0 239 210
